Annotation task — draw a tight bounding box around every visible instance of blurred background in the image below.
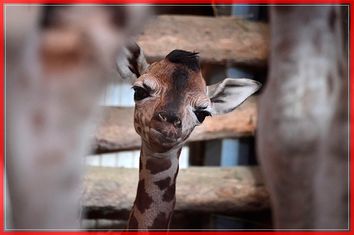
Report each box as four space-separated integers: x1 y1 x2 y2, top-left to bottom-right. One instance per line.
5 4 349 231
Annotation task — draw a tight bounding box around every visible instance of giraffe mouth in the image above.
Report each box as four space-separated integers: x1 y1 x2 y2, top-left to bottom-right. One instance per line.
149 128 181 145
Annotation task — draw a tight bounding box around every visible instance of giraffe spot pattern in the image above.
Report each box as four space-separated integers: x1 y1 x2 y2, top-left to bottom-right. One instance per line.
162 183 176 202
127 49 214 230
145 157 172 174
149 212 169 229
135 179 153 213
154 177 171 190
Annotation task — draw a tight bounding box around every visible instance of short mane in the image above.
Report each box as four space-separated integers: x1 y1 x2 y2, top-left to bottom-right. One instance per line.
165 50 200 71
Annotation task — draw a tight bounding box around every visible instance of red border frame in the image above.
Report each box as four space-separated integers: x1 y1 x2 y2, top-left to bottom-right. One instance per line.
0 1 3 233
0 1 352 235
1 0 352 4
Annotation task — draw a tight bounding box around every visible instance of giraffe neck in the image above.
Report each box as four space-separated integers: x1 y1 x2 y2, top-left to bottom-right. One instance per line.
127 141 181 230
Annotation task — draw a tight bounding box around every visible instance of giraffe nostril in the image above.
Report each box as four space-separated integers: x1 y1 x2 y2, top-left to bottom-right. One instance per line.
158 113 167 122
174 119 181 128
156 111 182 128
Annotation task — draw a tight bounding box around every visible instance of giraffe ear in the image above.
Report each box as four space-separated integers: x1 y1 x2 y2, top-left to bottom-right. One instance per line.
116 42 149 82
207 78 261 115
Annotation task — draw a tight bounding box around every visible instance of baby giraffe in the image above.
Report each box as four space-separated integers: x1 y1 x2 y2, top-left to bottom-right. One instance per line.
116 43 261 230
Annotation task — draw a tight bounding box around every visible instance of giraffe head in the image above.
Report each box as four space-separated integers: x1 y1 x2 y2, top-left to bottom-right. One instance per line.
117 43 261 153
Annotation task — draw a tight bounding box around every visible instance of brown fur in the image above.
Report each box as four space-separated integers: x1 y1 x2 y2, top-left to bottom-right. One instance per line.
135 179 153 213
128 51 210 230
154 177 171 190
149 212 169 229
133 59 208 154
162 184 176 202
145 158 172 174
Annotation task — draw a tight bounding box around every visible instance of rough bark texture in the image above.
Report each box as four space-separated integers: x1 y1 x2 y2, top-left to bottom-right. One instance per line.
257 6 348 229
93 97 258 153
82 166 270 220
137 15 269 68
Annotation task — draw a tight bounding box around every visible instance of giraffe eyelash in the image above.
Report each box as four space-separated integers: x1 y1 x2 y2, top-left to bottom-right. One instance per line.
195 105 208 110
142 83 153 92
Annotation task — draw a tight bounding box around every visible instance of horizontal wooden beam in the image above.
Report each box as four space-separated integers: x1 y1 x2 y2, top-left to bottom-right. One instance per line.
82 166 270 221
92 97 258 153
137 15 269 68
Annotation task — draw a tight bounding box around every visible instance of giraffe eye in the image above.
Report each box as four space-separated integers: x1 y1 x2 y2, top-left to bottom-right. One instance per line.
132 86 150 101
194 110 211 123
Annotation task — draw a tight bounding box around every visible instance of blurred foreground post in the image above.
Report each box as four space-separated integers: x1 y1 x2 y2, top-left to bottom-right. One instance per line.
257 6 348 229
6 6 149 229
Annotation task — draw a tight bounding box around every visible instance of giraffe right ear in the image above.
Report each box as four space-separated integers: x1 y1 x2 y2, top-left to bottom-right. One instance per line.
207 78 261 115
116 42 149 82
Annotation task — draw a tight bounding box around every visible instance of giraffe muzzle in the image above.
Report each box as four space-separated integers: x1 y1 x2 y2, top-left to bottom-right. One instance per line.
156 111 182 128
150 128 181 144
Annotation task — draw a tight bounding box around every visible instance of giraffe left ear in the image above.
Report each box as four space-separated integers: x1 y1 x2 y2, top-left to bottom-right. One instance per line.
207 78 261 115
116 42 149 82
